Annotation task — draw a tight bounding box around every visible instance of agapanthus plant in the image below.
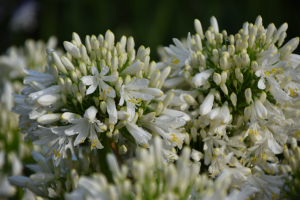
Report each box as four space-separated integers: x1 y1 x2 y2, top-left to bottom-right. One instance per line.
7 16 300 200
160 15 300 199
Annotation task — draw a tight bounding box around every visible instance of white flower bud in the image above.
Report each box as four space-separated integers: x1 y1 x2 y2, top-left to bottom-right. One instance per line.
49 64 59 81
124 75 131 85
140 88 163 98
185 94 197 105
251 61 259 71
235 68 240 77
244 106 251 122
61 112 76 122
205 30 212 43
113 77 122 92
156 101 164 115
194 19 204 39
260 92 266 103
79 62 87 76
63 41 81 58
72 84 78 95
237 72 243 83
37 94 61 106
230 92 237 107
213 73 221 85
163 92 174 108
117 111 130 120
245 88 252 104
115 120 127 129
70 71 78 84
118 145 127 155
79 45 89 64
37 113 62 124
220 83 228 95
191 149 203 162
221 71 227 83
57 78 66 93
120 62 144 76
229 34 234 45
61 56 75 72
127 37 135 54
198 53 206 68
290 157 297 172
273 23 288 43
99 101 106 114
200 129 206 139
52 51 68 75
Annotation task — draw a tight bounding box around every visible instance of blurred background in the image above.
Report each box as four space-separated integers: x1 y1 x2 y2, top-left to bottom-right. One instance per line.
1 0 300 60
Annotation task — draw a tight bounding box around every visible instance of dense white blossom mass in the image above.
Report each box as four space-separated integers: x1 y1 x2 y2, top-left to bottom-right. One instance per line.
4 16 300 199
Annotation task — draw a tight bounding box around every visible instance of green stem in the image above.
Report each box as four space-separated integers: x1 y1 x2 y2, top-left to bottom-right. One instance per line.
98 136 113 182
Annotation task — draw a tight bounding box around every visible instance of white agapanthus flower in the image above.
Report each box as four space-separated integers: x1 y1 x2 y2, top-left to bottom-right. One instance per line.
65 106 105 149
81 66 117 97
119 77 155 120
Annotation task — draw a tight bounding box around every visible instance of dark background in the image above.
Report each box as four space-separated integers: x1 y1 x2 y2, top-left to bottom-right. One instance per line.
1 0 300 60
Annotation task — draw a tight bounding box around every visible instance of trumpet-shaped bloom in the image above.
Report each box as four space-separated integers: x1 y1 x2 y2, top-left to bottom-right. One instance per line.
81 66 117 97
65 106 105 149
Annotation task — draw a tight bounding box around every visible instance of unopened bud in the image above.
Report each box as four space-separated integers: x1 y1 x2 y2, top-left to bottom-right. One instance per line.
230 93 237 107
213 73 221 85
220 83 228 95
245 88 252 104
163 92 174 108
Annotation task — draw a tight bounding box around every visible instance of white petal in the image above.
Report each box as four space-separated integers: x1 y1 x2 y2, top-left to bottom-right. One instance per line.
192 69 214 87
86 81 98 95
107 98 117 125
81 76 94 86
258 78 266 89
91 66 99 76
84 106 98 120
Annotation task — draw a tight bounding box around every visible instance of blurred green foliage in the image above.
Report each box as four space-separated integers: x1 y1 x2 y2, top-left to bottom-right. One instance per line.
1 0 300 61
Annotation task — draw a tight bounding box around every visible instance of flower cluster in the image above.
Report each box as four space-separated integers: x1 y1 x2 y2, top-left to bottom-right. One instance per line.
0 37 57 198
161 15 300 199
66 137 257 200
6 16 300 200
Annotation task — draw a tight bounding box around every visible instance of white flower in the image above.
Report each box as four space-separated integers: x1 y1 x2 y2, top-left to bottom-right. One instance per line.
65 106 105 149
32 125 74 165
164 33 194 76
125 122 152 148
81 66 117 97
140 115 186 149
119 77 154 121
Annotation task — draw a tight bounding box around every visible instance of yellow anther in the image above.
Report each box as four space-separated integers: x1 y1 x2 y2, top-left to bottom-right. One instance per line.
290 88 297 96
294 131 300 137
264 71 270 76
271 68 277 73
142 143 149 148
171 56 180 64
